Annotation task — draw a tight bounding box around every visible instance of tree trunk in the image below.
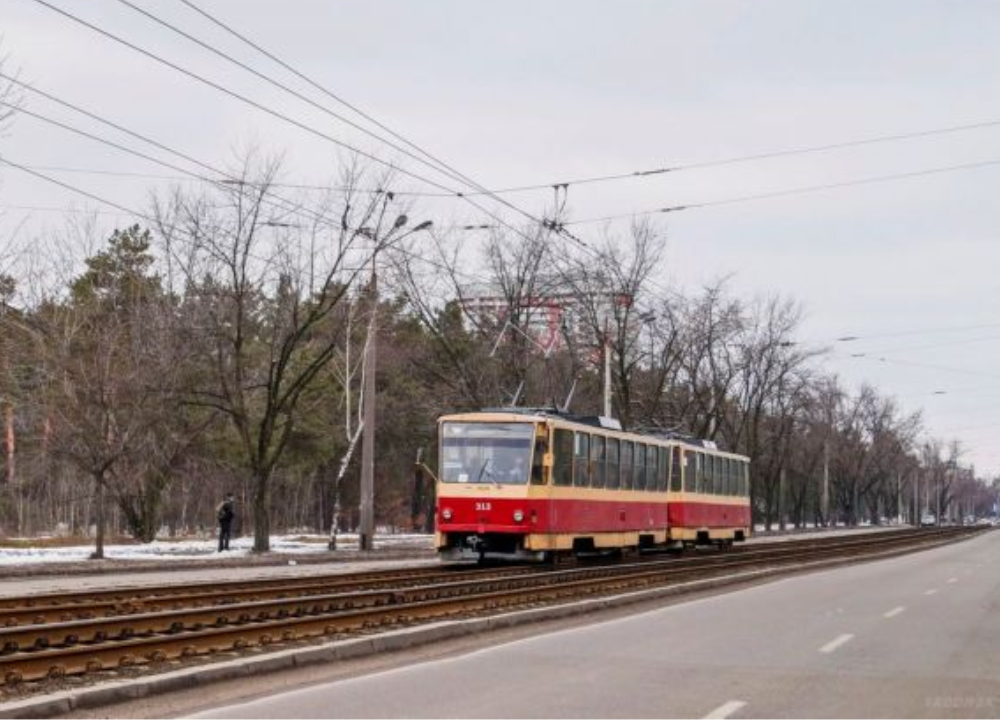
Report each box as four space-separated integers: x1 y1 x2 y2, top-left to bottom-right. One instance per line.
92 477 106 560
253 469 271 552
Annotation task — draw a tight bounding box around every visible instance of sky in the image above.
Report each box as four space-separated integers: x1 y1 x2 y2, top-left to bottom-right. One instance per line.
2 0 999 474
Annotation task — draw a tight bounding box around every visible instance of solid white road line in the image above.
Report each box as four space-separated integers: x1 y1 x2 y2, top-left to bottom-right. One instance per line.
883 606 906 618
703 700 747 719
819 633 854 653
924 589 938 596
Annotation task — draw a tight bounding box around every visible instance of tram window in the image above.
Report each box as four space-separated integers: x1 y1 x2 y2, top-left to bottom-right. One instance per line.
647 445 657 491
696 453 705 494
657 447 669 492
646 445 656 491
531 435 547 486
634 444 646 491
553 429 573 486
607 438 620 489
670 447 682 492
722 458 731 495
711 456 720 494
743 462 750 496
730 460 738 495
591 435 606 489
574 433 591 487
620 441 634 491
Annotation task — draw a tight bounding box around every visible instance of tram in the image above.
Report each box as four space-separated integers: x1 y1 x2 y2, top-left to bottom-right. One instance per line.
434 408 751 562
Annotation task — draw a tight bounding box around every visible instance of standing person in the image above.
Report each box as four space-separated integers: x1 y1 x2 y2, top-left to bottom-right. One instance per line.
216 492 236 552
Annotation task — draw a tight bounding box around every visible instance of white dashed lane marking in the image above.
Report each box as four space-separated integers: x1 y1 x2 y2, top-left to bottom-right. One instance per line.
883 606 906 618
924 589 938 596
947 577 959 584
703 700 747 719
819 634 854 653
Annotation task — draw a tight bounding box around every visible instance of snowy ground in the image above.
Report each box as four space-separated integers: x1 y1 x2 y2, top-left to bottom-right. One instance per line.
0 533 434 566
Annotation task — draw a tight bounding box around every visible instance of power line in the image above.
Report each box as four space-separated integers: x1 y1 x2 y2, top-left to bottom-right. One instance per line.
166 0 598 257
840 352 1000 382
825 321 1000 344
25 0 461 196
18 2 645 310
839 333 1000 358
25 0 578 253
428 117 1000 197
111 0 479 194
0 156 151 221
173 0 544 215
0 94 322 230
0 88 494 285
12 163 442 196
563 156 1000 225
0 76 415 240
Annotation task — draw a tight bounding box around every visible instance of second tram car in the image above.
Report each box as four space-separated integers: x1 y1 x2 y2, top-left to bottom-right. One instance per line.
435 408 751 561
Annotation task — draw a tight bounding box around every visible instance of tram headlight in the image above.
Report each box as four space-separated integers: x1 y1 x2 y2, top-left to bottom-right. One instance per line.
513 510 525 523
441 508 453 521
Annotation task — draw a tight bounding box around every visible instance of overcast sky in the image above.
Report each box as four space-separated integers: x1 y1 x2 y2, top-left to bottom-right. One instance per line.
3 0 1000 474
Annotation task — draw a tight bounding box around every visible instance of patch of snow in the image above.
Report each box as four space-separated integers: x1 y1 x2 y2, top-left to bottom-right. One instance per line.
0 533 433 565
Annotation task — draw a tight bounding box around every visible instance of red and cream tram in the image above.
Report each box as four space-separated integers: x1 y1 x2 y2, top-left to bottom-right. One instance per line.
434 409 751 561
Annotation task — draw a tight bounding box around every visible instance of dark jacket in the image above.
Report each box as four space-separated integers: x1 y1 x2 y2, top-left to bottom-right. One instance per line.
217 499 235 527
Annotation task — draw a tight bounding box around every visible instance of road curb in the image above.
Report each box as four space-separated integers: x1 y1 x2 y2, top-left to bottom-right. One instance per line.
0 536 972 718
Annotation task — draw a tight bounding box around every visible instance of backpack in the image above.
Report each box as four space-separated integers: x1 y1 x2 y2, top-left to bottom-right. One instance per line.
217 500 234 523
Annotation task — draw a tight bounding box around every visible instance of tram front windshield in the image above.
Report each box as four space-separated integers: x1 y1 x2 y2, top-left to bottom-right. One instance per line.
440 422 534 485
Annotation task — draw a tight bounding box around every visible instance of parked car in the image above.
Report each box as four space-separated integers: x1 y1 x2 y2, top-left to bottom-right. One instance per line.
920 513 937 527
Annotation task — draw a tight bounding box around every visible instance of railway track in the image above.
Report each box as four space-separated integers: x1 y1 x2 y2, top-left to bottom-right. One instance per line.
0 526 983 687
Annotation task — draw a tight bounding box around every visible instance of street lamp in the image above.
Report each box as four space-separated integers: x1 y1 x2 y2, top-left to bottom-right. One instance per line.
357 214 433 552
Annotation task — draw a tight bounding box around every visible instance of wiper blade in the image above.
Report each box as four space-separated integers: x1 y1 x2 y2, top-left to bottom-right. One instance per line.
477 459 500 488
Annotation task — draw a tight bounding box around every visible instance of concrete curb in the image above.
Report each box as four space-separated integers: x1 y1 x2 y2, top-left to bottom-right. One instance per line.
0 536 971 719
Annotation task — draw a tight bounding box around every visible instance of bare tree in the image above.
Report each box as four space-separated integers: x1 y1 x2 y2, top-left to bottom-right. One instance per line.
556 219 666 426
156 153 427 551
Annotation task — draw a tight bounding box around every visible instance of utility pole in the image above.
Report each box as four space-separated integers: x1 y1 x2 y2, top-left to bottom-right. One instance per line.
821 440 830 526
602 316 612 418
896 474 902 525
356 212 431 553
779 467 787 531
358 253 378 553
935 468 942 523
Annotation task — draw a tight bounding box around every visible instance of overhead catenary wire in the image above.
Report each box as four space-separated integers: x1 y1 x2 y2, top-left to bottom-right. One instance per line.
0 156 153 222
0 77 494 250
110 0 484 194
838 352 1000 383
0 92 337 232
24 0 463 196
0 91 493 286
412 117 1000 197
173 0 562 220
124 0 598 257
0 82 506 297
817 321 1000 346
562 156 1000 226
24 0 581 254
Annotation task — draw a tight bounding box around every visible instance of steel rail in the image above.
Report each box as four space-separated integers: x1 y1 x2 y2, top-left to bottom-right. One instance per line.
0 527 934 627
0 526 982 685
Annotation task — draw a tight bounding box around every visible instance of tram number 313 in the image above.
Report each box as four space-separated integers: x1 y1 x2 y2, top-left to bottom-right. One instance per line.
475 502 492 511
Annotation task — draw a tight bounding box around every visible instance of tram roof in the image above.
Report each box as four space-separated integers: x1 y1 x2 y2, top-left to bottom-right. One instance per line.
438 408 749 460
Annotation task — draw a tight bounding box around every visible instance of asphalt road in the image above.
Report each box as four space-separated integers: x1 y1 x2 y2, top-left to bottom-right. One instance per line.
193 531 1000 718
